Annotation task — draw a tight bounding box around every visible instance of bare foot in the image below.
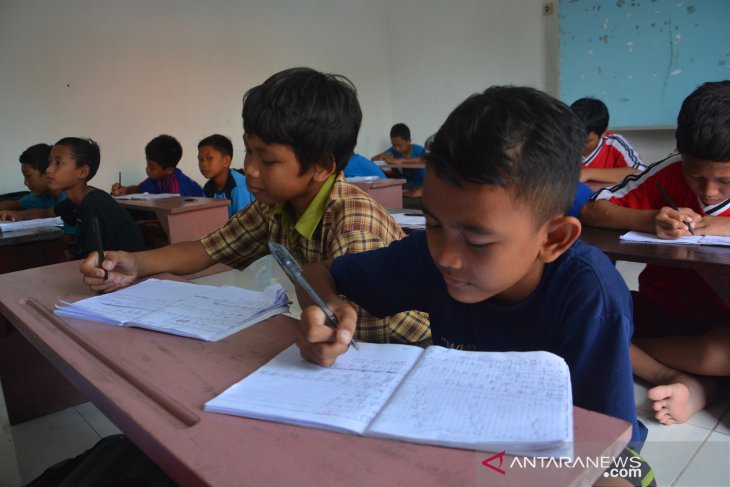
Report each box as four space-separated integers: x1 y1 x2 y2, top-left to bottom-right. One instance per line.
647 374 717 425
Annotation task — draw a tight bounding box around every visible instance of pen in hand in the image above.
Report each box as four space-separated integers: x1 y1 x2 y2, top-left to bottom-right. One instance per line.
655 181 695 236
268 242 360 351
91 216 109 281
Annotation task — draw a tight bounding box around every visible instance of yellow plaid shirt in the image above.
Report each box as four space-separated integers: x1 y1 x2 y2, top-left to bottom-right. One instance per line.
200 177 431 344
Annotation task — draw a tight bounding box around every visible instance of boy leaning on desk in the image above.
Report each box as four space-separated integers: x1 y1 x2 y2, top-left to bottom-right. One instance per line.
581 80 730 426
80 67 430 347
294 85 654 486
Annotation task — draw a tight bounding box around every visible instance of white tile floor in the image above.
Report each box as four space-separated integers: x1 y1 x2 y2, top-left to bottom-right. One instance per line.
1 261 729 486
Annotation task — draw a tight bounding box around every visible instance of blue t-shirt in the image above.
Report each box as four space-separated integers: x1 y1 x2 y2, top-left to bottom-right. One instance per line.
331 231 646 447
203 169 255 217
19 191 76 235
568 182 594 217
19 191 66 209
344 154 386 178
138 168 204 197
385 144 425 188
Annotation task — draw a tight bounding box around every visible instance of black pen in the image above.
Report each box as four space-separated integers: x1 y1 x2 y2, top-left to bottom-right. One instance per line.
655 181 695 236
91 216 109 281
268 242 360 350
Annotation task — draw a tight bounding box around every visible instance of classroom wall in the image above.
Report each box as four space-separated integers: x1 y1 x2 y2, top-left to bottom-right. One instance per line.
0 0 674 195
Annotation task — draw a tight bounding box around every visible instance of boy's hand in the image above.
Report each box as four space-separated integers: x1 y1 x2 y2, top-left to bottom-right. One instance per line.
381 152 396 163
111 183 127 196
295 301 358 367
655 206 701 238
691 215 730 236
0 210 17 222
80 250 139 293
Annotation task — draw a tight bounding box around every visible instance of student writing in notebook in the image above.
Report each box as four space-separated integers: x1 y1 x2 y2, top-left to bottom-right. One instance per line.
371 123 425 197
111 134 204 197
198 133 255 217
581 81 730 425
571 97 646 186
295 86 653 486
1 138 144 259
79 67 430 346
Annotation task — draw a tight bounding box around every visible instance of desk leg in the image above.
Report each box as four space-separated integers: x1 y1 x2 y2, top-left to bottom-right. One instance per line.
0 316 86 424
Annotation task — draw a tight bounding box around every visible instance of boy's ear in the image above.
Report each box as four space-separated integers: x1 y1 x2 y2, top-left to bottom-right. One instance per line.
77 163 90 180
223 155 232 168
538 215 581 264
311 154 337 182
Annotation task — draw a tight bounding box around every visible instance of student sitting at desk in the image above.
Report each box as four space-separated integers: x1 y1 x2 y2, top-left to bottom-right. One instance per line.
198 133 254 217
294 86 653 485
571 98 646 186
111 134 204 197
343 153 386 178
371 123 425 197
1 138 145 259
581 81 730 426
80 67 430 346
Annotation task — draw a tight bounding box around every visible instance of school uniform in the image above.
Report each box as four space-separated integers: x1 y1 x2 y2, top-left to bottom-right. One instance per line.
592 154 730 328
203 169 255 217
200 175 431 344
138 168 204 197
329 231 646 447
343 153 387 178
583 132 645 170
20 190 76 234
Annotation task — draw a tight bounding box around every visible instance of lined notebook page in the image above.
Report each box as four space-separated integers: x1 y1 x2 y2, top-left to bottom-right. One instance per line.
620 230 730 247
367 347 573 452
0 217 63 232
55 279 207 325
204 343 423 434
136 284 289 340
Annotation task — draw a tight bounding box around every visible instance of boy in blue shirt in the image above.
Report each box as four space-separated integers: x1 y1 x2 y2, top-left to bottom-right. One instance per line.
198 134 255 217
111 135 204 197
0 143 78 235
296 87 649 472
372 123 425 196
1 144 62 211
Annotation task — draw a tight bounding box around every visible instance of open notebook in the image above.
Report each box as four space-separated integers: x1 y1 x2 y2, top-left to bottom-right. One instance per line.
620 230 730 247
205 343 573 456
54 278 289 341
0 217 63 233
113 193 180 200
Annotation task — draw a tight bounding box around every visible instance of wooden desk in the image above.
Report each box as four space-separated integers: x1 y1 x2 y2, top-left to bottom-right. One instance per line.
0 226 66 274
0 261 631 486
581 225 730 306
348 178 406 208
379 162 426 170
117 196 230 243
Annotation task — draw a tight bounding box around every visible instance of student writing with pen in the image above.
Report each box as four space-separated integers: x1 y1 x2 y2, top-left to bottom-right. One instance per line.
78 67 430 346
581 81 730 426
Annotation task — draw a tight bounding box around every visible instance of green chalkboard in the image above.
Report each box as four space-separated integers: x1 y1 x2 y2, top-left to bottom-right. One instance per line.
560 0 730 128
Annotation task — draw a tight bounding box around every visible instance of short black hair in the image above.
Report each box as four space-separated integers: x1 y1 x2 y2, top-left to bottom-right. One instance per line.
19 143 52 174
198 134 233 158
55 137 101 181
390 123 411 140
145 135 183 169
676 80 730 161
242 67 362 175
570 97 609 136
425 85 584 225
